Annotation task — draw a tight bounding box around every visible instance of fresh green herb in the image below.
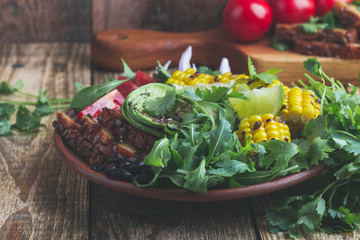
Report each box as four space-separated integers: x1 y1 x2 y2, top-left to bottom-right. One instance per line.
144 89 177 116
197 66 221 76
75 82 86 92
156 61 172 82
0 80 72 135
121 58 136 80
301 17 328 33
68 79 128 112
266 58 360 238
248 56 282 84
272 37 290 51
300 13 342 33
351 0 360 10
13 105 43 131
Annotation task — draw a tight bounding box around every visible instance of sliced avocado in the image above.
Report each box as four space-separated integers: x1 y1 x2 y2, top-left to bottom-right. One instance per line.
122 83 207 137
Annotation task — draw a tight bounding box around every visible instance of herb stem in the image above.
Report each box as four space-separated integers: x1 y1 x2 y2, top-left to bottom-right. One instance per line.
0 100 37 106
51 104 70 109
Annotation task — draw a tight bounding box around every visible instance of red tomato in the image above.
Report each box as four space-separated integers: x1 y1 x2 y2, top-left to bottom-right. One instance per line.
223 0 273 42
269 0 316 24
315 0 352 16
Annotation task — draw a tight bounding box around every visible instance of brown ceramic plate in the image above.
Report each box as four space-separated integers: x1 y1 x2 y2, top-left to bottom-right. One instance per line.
54 123 326 202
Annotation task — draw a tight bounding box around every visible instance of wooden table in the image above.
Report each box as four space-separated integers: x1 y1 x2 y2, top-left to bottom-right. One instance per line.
1 42 359 240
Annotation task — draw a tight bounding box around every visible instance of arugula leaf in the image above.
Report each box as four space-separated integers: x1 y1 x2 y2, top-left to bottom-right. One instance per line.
248 56 257 80
144 89 176 116
75 82 86 92
183 159 208 193
156 61 171 82
143 138 171 167
247 56 279 83
207 160 250 177
121 58 136 80
206 110 233 164
69 79 128 112
13 105 42 131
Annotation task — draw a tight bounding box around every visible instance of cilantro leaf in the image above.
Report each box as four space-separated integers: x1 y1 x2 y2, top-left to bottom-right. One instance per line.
0 104 16 120
0 120 13 136
195 86 230 102
144 89 176 116
197 66 221 76
260 141 299 174
13 105 42 131
0 81 15 95
121 58 136 80
303 58 323 78
306 137 333 166
272 37 290 51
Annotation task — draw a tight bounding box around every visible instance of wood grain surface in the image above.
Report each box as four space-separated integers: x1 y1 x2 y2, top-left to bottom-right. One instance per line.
0 0 221 42
92 0 222 34
0 43 90 239
0 0 91 42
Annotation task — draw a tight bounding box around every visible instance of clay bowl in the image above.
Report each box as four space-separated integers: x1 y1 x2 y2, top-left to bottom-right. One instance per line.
54 112 326 202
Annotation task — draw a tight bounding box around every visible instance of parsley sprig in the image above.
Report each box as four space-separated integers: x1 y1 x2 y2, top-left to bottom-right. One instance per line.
0 80 72 135
266 58 360 238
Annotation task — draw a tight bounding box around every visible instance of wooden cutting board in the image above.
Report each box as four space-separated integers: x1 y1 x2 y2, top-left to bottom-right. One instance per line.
91 27 360 86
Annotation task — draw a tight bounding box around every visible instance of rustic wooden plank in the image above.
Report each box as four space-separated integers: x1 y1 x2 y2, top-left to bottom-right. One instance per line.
92 0 222 34
90 184 257 240
90 69 258 239
0 43 90 239
0 0 91 42
250 177 360 239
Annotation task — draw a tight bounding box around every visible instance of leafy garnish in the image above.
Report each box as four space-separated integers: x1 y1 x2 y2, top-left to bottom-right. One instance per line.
13 105 43 131
247 56 281 84
0 80 72 135
156 61 172 82
300 13 342 33
267 57 360 238
69 79 128 112
121 58 136 80
144 89 176 116
197 66 221 76
272 37 292 51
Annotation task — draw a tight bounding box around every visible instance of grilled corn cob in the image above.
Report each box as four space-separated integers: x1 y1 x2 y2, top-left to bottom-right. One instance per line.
278 87 321 125
235 114 291 146
166 68 249 86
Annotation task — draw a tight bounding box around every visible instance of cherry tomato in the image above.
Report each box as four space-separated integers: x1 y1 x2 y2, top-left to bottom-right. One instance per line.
315 0 352 16
269 0 316 24
222 0 273 42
